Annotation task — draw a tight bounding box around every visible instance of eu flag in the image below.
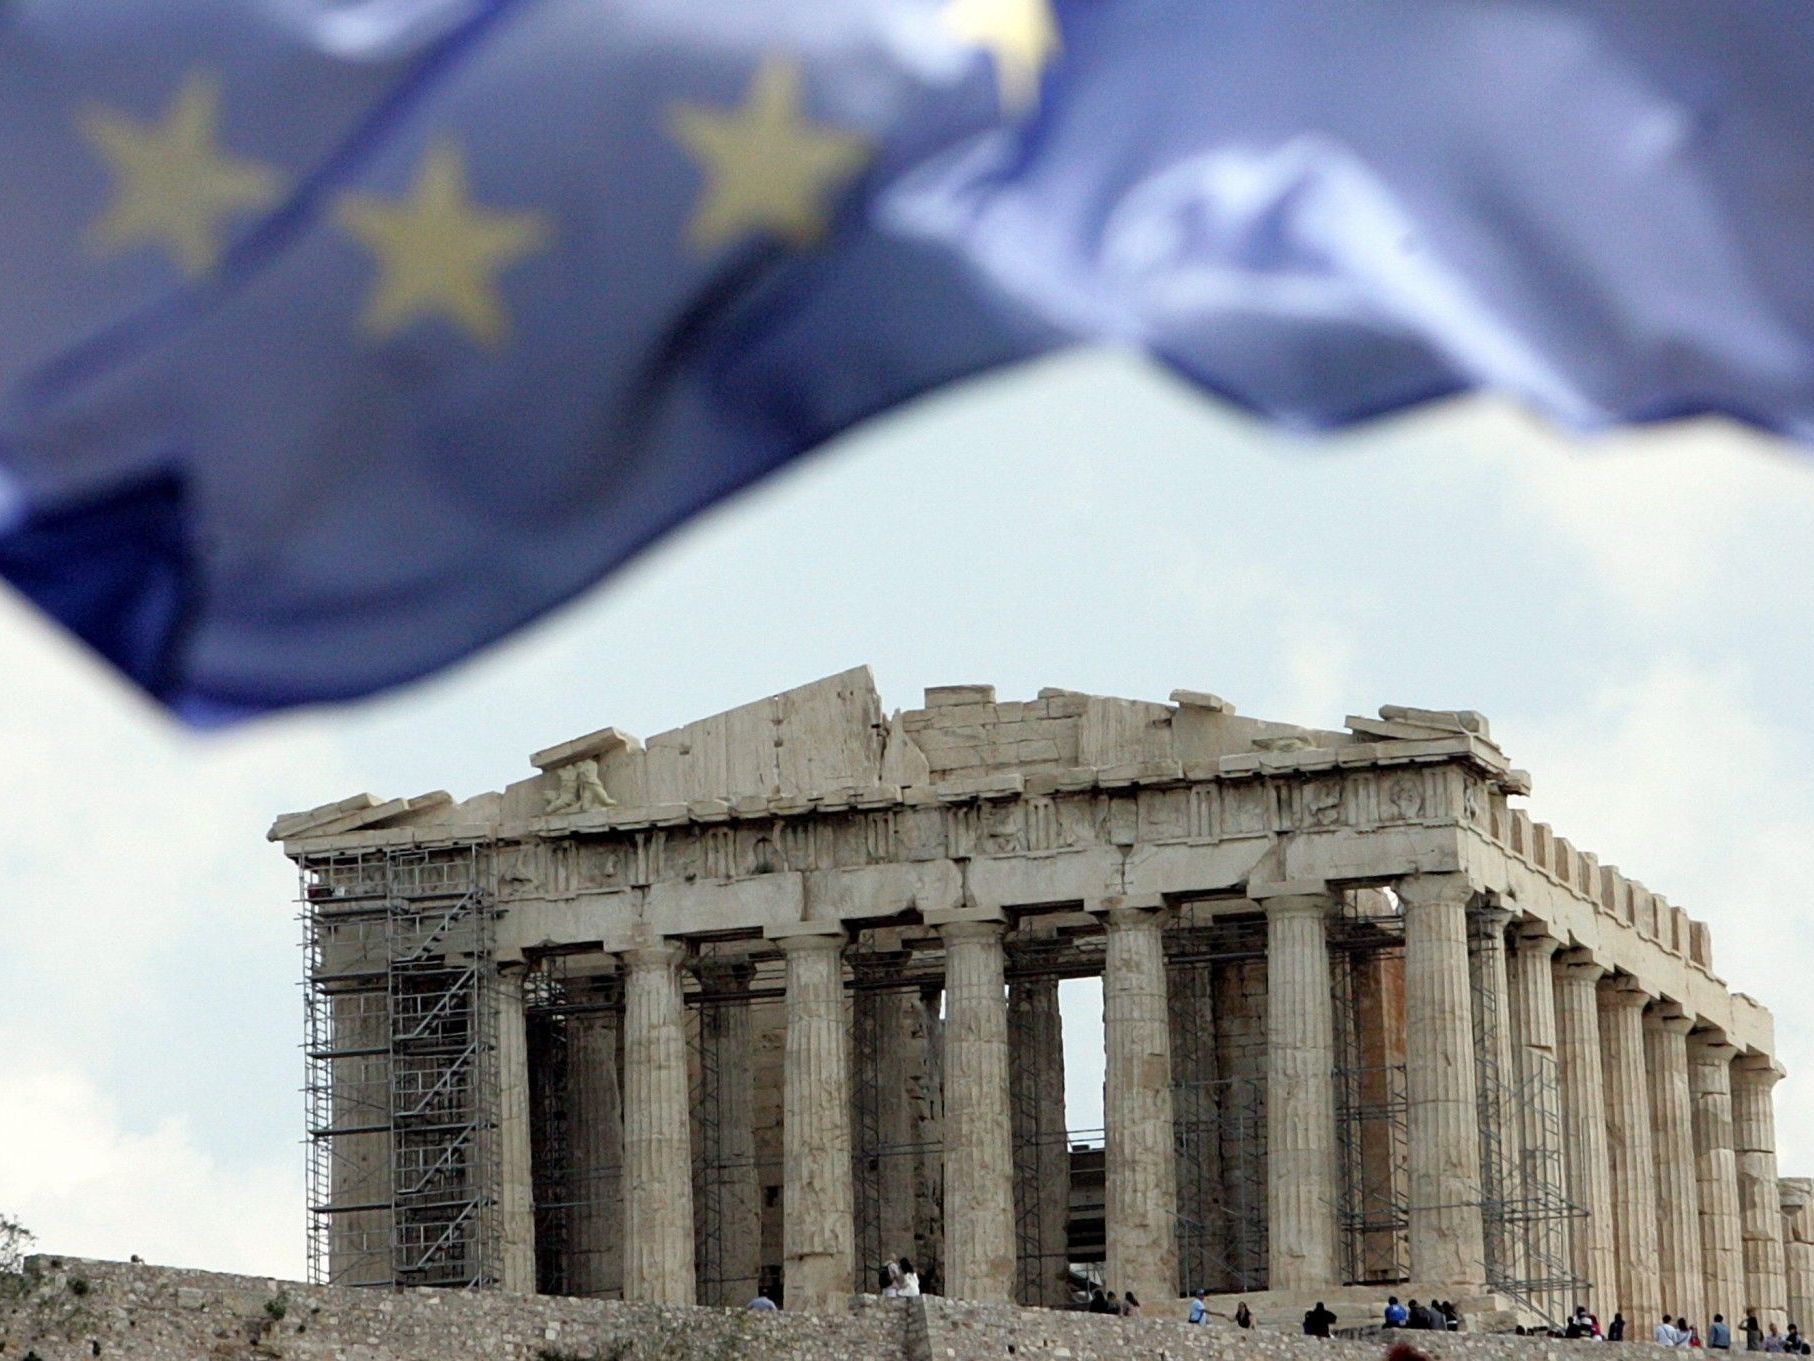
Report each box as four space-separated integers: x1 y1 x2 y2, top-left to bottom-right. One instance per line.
4 1 1813 720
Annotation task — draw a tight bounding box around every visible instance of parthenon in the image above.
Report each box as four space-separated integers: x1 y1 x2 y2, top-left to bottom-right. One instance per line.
273 667 1809 1328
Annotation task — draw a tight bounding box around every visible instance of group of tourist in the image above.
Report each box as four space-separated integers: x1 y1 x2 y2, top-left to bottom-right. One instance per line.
1382 1295 1463 1331
1508 1306 1811 1350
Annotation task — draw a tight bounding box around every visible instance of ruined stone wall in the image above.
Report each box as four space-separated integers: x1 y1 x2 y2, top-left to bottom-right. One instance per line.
0 1257 1696 1361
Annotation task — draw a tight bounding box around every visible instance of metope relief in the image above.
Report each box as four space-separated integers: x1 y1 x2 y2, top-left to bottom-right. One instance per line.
1301 777 1344 829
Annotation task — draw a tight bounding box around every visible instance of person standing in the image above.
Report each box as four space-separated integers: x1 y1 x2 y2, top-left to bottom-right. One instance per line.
1746 1312 1765 1351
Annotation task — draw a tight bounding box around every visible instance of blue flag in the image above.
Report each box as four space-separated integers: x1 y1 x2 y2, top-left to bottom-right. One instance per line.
3 1 1811 720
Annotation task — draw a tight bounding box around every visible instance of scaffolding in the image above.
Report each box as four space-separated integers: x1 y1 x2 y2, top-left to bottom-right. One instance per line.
689 956 771 1308
850 941 944 1297
302 844 499 1290
1469 907 1584 1327
1166 910 1270 1294
1331 896 1411 1286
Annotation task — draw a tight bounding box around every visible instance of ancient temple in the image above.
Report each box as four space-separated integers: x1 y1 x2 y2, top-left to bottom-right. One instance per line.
273 667 1806 1327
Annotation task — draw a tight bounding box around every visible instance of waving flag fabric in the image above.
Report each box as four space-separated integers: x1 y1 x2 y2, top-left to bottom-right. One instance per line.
2 1 1811 720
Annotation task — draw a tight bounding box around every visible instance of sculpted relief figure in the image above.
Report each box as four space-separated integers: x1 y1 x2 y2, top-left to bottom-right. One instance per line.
544 758 615 815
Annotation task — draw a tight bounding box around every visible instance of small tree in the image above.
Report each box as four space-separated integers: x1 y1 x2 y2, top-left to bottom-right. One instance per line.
0 1215 34 1274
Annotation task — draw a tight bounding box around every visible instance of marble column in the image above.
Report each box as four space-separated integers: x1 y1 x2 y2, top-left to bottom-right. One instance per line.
939 919 1017 1303
1553 948 1615 1316
777 928 855 1313
494 967 538 1292
566 987 624 1298
1734 1056 1788 1328
1690 1030 1745 1327
1597 976 1661 1322
1101 900 1180 1309
1400 874 1487 1288
694 959 761 1307
622 942 696 1305
1258 885 1339 1290
1509 930 1568 1298
1010 969 1071 1308
1645 1006 1705 1328
1780 1179 1814 1333
1467 903 1521 1289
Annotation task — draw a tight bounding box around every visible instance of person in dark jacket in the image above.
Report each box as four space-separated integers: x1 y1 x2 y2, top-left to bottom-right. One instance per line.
1235 1302 1255 1329
1304 1302 1338 1338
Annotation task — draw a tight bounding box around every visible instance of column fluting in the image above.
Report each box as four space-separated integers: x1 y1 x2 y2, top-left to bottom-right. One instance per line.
566 981 624 1298
940 919 1017 1303
1401 874 1487 1288
1690 1030 1746 1328
622 942 696 1304
1261 888 1339 1290
777 929 855 1313
1509 929 1569 1306
1646 1006 1705 1328
1734 1056 1788 1328
1554 949 1615 1316
495 966 538 1292
1597 977 1661 1323
1101 902 1180 1309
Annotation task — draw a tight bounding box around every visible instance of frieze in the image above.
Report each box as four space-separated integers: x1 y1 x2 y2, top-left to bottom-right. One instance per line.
419 760 1509 901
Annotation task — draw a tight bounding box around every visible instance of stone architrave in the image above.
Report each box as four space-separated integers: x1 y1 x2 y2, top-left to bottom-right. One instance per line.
1256 884 1339 1290
1597 976 1661 1323
1780 1178 1814 1333
1400 874 1488 1288
776 928 856 1313
622 942 696 1305
1735 1056 1789 1328
1467 903 1521 1289
937 918 1017 1303
1554 949 1616 1316
1646 1006 1705 1328
494 967 538 1293
1690 1030 1746 1327
566 992 624 1298
1099 900 1180 1310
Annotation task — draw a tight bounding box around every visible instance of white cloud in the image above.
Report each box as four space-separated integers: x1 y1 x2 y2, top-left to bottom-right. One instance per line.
0 1044 302 1277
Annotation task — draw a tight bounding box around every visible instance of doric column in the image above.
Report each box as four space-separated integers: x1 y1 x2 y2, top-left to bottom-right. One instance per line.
1553 948 1615 1315
694 958 760 1307
1734 1056 1789 1328
938 918 1017 1303
1256 883 1338 1290
1400 874 1487 1288
1690 1030 1745 1327
1467 902 1521 1289
1779 1179 1814 1333
566 980 624 1298
776 927 855 1313
1597 975 1661 1322
1645 1006 1705 1328
1508 929 1569 1302
1099 899 1180 1309
622 942 696 1305
1010 965 1071 1308
494 966 538 1292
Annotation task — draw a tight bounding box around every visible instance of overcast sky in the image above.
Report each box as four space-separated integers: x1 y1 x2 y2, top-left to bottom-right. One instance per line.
3 347 1812 1281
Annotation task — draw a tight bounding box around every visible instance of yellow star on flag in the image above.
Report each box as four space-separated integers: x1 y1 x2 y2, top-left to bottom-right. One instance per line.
669 60 871 252
941 0 1061 112
337 142 549 349
80 70 284 277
